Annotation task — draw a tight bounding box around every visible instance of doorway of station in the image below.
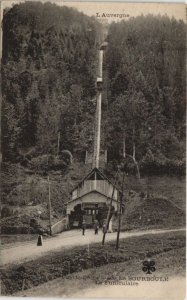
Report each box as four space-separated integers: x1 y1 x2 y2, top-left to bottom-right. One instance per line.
69 204 84 228
69 203 115 229
83 207 100 227
82 203 109 227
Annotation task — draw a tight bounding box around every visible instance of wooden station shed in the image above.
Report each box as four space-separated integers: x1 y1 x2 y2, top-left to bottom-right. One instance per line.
66 168 119 229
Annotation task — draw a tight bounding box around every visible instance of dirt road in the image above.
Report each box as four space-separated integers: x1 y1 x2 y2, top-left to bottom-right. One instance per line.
1 228 185 266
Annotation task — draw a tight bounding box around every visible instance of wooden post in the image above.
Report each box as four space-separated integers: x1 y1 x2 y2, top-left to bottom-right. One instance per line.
87 243 90 257
48 176 52 236
102 170 119 245
116 172 125 250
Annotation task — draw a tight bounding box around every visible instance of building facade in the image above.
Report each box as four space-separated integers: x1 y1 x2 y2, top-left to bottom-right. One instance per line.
66 168 119 229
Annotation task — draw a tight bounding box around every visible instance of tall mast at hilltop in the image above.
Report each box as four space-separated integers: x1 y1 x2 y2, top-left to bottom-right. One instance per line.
92 41 108 169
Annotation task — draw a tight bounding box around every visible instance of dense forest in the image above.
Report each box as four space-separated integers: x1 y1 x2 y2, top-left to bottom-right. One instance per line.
2 2 102 163
2 2 186 176
104 16 186 175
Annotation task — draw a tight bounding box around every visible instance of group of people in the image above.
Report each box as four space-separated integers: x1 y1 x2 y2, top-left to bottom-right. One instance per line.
82 219 106 235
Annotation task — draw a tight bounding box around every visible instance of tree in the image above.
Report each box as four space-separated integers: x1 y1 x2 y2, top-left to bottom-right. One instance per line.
1 98 20 161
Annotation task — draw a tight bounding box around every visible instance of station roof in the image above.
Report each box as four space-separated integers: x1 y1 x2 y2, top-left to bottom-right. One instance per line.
71 167 119 194
66 189 119 205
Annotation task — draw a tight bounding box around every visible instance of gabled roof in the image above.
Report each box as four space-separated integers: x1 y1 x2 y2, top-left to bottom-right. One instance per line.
71 167 119 193
66 189 119 205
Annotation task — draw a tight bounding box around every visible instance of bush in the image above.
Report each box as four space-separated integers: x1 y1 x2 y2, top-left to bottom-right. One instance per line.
140 151 185 175
1 226 30 234
1 206 13 218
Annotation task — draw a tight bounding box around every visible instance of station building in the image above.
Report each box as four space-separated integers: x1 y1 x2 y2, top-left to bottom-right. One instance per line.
66 168 119 229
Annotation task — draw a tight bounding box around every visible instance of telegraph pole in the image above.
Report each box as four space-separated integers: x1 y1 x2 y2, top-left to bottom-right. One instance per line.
48 176 52 236
102 168 119 245
116 171 125 250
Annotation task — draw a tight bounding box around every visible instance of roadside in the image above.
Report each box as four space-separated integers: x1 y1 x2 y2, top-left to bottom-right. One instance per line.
1 230 185 295
1 228 185 266
0 230 80 249
13 242 185 298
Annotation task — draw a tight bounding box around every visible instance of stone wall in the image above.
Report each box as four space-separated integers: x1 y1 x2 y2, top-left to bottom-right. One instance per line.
51 218 67 234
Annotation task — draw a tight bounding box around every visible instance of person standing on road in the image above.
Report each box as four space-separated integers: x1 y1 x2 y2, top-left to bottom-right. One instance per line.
94 220 99 235
37 234 43 246
102 222 106 234
82 220 86 235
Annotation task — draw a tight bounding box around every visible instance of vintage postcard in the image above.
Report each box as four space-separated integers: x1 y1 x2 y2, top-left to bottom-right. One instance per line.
0 1 186 299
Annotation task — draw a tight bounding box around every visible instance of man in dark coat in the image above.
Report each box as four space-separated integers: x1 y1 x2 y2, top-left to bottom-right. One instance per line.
94 220 99 235
82 220 86 235
102 222 106 234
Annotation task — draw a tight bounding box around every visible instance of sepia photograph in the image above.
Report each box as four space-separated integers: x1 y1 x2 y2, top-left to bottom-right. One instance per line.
0 1 186 299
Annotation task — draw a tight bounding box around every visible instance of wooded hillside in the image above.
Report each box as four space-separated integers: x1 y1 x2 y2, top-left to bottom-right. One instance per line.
1 2 186 232
2 2 102 162
104 16 186 175
2 3 185 176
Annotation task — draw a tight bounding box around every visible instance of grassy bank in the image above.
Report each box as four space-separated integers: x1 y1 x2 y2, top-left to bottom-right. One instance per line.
113 194 185 231
122 175 186 211
14 247 185 297
1 230 185 295
1 162 91 233
0 234 38 246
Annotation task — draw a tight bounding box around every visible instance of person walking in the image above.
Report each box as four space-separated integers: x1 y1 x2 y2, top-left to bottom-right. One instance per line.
82 220 86 235
37 234 43 246
102 222 106 234
94 220 99 235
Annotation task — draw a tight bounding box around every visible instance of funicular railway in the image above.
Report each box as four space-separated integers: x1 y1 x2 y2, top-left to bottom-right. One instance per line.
66 39 120 231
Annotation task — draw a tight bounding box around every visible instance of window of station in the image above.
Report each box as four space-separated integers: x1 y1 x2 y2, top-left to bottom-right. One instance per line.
85 209 99 215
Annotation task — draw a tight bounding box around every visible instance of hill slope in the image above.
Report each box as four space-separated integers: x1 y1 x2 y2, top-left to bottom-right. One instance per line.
113 192 185 231
1 161 185 233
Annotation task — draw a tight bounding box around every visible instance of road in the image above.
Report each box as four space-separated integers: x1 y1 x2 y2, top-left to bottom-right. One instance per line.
1 228 185 266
